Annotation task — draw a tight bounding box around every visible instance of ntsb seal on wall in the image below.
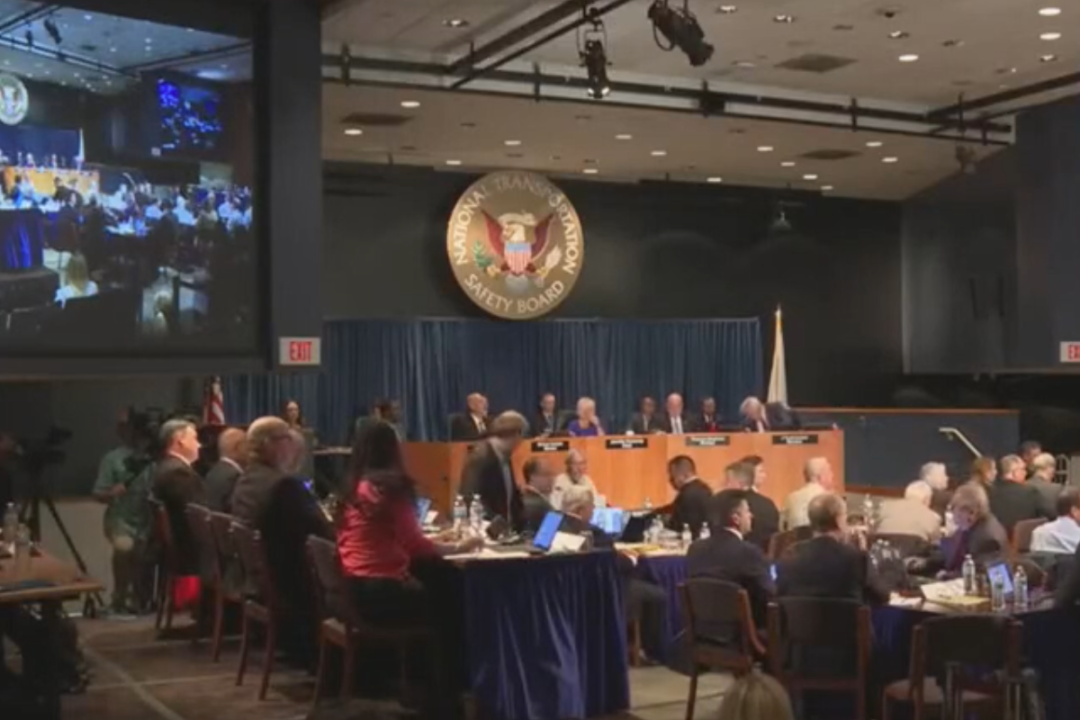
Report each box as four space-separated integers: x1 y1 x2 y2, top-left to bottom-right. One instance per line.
0 74 29 126
446 170 584 320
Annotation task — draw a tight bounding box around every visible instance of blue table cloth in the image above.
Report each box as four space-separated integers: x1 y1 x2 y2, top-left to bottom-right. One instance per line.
638 554 688 665
0 209 45 271
462 552 630 720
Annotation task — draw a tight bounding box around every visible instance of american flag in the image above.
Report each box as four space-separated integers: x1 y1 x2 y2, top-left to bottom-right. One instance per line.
203 376 225 426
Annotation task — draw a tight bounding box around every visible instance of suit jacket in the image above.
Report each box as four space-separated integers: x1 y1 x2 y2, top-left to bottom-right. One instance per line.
151 456 204 575
875 498 942 543
777 535 889 606
781 483 825 531
450 413 487 441
659 412 692 435
204 459 242 514
1028 478 1062 519
687 529 774 628
930 488 952 519
744 403 799 432
231 462 333 614
988 480 1046 533
461 440 523 531
627 412 663 434
522 488 554 535
941 514 1009 572
666 478 713 539
745 490 781 551
693 413 721 434
532 412 559 437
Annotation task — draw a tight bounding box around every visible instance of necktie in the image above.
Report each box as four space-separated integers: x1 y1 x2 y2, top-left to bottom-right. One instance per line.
477 418 486 433
673 416 682 434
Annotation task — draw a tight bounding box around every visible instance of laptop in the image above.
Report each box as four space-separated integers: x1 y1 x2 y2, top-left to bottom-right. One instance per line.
591 507 625 535
532 511 565 552
619 512 653 543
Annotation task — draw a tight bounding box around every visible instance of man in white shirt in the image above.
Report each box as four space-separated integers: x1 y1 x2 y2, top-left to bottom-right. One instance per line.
781 457 834 531
552 449 596 511
1031 489 1080 555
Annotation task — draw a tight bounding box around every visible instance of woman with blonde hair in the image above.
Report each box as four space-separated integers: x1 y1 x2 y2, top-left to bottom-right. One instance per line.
54 252 99 307
567 396 604 437
716 670 794 720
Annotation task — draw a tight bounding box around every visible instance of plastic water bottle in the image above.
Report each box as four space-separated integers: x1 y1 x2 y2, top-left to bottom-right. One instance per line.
961 554 977 595
700 524 711 540
2 502 17 544
469 494 484 535
681 523 692 548
452 495 467 535
1014 565 1029 610
991 575 1006 612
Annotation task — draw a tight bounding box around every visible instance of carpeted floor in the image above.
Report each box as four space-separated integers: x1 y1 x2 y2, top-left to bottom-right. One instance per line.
60 616 731 720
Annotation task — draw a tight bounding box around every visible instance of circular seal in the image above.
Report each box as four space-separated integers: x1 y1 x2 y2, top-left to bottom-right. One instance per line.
446 170 585 320
0 74 28 126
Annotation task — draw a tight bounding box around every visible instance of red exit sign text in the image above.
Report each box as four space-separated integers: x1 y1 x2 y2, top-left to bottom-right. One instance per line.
1060 342 1080 363
279 337 322 366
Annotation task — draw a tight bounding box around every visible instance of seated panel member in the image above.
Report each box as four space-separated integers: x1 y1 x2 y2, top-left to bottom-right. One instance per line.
450 392 488 441
552 449 597 511
874 480 942 543
740 396 798 433
659 393 690 435
665 455 713 540
724 458 779 551
1031 489 1080 555
533 393 559 437
566 397 604 437
627 395 663 435
693 396 721 433
521 457 556 534
687 489 774 629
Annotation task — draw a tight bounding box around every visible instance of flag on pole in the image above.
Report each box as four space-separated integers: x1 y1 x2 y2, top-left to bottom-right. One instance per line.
203 376 225 426
767 306 788 405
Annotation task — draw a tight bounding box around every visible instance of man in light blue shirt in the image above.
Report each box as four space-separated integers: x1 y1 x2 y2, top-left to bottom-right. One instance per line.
1031 489 1080 555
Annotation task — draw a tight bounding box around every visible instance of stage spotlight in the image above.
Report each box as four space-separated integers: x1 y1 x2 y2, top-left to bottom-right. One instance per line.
581 38 610 99
44 16 62 45
648 0 714 67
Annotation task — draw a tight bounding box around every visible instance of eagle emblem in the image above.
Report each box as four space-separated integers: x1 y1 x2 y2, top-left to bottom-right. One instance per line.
473 211 562 288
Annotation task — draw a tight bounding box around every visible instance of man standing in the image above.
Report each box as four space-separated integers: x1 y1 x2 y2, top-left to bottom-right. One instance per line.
450 393 488 441
1028 453 1062 519
151 419 203 576
664 456 713 539
203 427 246 513
1020 441 1043 476
781 457 833 531
461 412 527 530
725 459 779 551
988 454 1046 534
521 457 556 534
660 393 689 435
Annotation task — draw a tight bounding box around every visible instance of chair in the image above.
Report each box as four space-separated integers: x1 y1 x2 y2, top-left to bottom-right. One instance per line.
1012 518 1047 555
183 504 216 643
767 528 809 560
882 614 1022 720
231 522 280 700
767 598 871 720
305 536 431 708
206 511 244 662
149 498 179 632
679 579 765 720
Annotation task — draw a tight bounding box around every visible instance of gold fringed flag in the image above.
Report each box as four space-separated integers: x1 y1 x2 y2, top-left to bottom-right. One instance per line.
767 306 788 405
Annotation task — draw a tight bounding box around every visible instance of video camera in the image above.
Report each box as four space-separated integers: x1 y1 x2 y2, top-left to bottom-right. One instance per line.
123 407 173 476
16 426 72 474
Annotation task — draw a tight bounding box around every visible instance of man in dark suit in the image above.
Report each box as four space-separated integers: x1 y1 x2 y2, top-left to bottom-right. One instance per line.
659 393 691 435
740 396 799 433
627 395 662 434
725 459 780 551
533 393 560 438
461 411 527 530
664 455 713 539
988 454 1048 534
693 397 721 433
687 489 774 628
204 427 246 513
151 419 204 575
231 416 333 659
521 456 555 534
450 393 488 441
777 493 889 605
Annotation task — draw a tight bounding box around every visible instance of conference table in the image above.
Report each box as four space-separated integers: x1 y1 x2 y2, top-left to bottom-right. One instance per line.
401 430 844 516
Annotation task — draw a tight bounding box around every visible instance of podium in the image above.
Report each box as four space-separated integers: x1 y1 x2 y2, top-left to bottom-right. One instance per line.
400 430 844 516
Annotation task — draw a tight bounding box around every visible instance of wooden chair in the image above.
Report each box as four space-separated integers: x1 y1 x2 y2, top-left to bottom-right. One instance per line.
231 522 279 700
206 511 243 662
767 598 872 720
767 527 809 560
149 498 179 632
305 536 431 708
882 614 1022 720
679 579 765 720
1012 518 1047 555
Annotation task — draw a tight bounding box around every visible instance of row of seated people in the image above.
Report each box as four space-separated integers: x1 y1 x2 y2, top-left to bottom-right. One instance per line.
450 391 800 441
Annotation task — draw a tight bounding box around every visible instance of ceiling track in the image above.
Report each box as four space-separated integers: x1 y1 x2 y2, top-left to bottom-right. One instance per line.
446 0 589 75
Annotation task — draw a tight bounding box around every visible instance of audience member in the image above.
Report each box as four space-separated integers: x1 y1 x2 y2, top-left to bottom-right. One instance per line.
375 398 406 441
449 393 488 440
716 670 795 720
781 457 833 531
203 428 246 513
1032 489 1080 555
521 457 556 534
151 419 204 576
687 489 773 629
566 397 604 437
778 493 888 605
664 455 713 539
988 454 1046 533
935 482 1007 574
725 458 779 551
1020 440 1043 476
874 480 942 543
1028 452 1062 518
919 461 952 518
628 395 662 434
659 393 689 435
533 393 559 437
552 449 596 511
54 252 99 307
281 399 305 429
694 396 720 433
968 456 997 488
461 411 527 529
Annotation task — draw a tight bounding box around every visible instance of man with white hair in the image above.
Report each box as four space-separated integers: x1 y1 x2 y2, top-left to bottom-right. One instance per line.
874 480 943 542
552 449 596 511
1028 452 1062 518
660 393 689 435
919 461 952 518
740 395 798 433
781 457 833 531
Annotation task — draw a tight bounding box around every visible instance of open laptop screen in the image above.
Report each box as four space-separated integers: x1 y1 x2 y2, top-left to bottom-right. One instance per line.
533 511 565 552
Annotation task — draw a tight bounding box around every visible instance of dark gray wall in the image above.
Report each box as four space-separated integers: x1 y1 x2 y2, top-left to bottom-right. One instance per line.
323 164 904 406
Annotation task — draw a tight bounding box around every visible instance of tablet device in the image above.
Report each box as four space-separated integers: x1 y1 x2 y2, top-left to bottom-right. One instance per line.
591 507 624 535
415 497 432 522
987 561 1014 596
533 511 564 552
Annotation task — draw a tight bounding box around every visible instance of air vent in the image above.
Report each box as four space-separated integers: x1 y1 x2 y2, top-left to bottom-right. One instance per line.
775 54 856 73
340 112 412 127
800 149 861 161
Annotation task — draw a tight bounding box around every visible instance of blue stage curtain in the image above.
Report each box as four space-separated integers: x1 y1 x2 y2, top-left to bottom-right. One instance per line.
224 317 762 443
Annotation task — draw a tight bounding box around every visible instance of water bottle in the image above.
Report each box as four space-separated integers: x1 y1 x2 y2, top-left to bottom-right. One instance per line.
643 497 653 511
2 502 17 544
469 494 484 536
1014 565 1029 610
961 554 977 595
452 495 467 535
681 523 692 548
991 575 1006 612
699 524 711 540
862 495 875 527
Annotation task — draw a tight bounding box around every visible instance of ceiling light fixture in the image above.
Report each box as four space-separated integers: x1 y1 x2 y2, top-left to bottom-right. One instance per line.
706 176 723 183
718 5 738 14
773 14 795 23
444 18 470 28
651 149 668 157
504 139 522 146
898 54 919 63
615 133 633 140
580 11 612 100
445 159 462 166
821 185 834 192
1039 32 1062 41
781 161 796 167
882 156 899 163
1039 7 1062 17
400 100 421 109
733 60 756 68
887 30 909 39
343 128 362 136
757 145 774 152
1040 53 1058 63
866 140 884 148
803 173 819 181
648 0 714 67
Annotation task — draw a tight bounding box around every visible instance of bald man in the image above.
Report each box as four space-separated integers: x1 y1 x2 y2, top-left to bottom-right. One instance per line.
660 393 689 435
450 392 489 440
204 427 247 513
781 457 834 531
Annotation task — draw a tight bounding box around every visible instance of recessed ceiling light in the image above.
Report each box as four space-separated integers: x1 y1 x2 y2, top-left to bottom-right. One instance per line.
706 176 723 183
615 133 633 140
400 100 421 109
650 150 667 157
1040 32 1062 41
84 14 92 21
803 173 819 181
445 159 462 166
882 156 899 164
504 139 522 147
887 30 910 40
898 54 919 63
781 161 796 167
773 14 795 23
866 140 884 148
444 18 470 28
821 185 834 192
583 168 599 175
1040 53 1058 63
718 5 738 14
733 60 756 68
343 128 363 136
757 145 774 152
1039 7 1062 17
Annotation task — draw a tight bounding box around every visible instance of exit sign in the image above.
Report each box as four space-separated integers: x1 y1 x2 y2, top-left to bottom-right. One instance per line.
1061 342 1080 363
279 337 322 366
